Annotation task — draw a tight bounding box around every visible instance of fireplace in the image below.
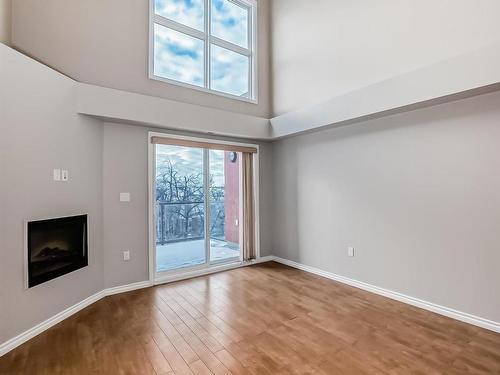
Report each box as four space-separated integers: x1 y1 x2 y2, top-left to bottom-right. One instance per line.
26 215 88 288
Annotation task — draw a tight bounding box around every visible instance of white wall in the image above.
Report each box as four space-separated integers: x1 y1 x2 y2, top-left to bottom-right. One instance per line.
102 122 275 288
0 45 104 343
0 0 11 44
11 0 271 118
271 0 500 116
271 91 500 323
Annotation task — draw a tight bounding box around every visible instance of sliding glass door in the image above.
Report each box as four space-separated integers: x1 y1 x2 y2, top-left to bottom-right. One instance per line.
154 144 241 274
209 150 241 263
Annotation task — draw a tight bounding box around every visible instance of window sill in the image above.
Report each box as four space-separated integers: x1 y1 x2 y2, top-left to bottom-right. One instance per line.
154 260 246 285
149 73 258 105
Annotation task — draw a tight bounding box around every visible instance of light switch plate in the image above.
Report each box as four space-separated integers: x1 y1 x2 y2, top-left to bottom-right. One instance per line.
123 250 130 261
348 247 355 257
120 192 131 202
53 169 61 181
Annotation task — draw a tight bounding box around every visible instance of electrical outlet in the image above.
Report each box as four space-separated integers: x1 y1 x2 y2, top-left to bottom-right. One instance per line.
123 251 130 261
348 247 355 257
120 192 131 202
61 169 69 182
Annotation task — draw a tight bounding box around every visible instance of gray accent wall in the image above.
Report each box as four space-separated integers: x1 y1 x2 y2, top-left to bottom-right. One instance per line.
0 0 11 45
11 0 272 118
271 0 500 116
0 45 274 344
103 124 150 288
3 5 500 349
271 90 500 323
0 46 104 343
102 123 274 288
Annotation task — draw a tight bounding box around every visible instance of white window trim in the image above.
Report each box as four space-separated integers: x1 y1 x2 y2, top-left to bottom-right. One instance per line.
148 0 258 104
147 131 261 285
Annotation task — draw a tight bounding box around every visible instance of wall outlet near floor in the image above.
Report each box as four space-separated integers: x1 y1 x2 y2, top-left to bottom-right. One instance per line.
120 192 131 202
348 247 355 257
123 251 130 261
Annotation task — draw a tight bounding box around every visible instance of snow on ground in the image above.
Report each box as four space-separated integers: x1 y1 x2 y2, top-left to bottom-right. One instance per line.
157 239 240 272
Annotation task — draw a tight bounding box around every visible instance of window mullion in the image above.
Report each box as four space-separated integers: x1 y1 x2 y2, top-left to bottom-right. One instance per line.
210 36 251 56
248 2 254 99
229 0 251 11
150 0 257 102
154 14 205 40
205 0 210 89
203 148 210 265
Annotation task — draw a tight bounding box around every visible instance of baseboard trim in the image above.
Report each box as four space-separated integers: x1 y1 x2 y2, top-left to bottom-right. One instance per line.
14 254 495 357
154 256 275 286
105 280 153 297
255 255 275 263
272 256 500 334
0 280 153 357
0 290 105 357
0 257 276 357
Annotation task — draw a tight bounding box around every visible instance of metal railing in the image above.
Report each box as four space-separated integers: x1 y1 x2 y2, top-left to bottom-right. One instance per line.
155 201 225 245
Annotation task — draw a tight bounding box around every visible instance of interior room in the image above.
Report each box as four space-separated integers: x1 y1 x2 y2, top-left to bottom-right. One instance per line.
1 0 499 373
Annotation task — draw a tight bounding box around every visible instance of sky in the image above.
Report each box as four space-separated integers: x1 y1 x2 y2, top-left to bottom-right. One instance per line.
156 145 225 187
154 0 249 97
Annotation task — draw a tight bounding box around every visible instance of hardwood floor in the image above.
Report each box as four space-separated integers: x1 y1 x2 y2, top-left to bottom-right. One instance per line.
1 262 500 374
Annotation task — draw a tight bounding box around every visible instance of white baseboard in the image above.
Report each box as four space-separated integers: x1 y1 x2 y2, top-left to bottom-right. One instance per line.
272 256 500 334
105 280 153 297
0 257 275 357
7 254 494 359
0 280 153 357
253 255 275 264
0 290 105 357
154 256 275 285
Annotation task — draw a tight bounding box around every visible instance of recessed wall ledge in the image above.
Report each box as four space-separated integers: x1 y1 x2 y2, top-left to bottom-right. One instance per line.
9 36 494 141
76 83 272 140
270 42 500 139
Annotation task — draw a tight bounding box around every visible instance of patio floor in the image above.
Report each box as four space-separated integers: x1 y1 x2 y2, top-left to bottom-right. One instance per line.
157 239 240 272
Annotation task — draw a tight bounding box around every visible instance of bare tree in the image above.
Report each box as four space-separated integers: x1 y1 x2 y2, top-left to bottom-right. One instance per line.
156 159 224 242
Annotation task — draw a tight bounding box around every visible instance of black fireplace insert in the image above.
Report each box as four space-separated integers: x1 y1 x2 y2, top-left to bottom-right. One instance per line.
27 215 88 288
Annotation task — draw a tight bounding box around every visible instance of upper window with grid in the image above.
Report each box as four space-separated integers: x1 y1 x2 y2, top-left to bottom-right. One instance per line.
150 0 256 102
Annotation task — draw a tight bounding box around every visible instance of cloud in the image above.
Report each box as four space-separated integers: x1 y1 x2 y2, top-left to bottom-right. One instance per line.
155 0 204 30
154 24 204 86
156 146 226 187
211 45 248 97
209 150 225 186
155 0 248 48
211 0 248 48
154 0 250 96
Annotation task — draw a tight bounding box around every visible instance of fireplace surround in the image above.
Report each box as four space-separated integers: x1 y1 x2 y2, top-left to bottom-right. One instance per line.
25 215 88 288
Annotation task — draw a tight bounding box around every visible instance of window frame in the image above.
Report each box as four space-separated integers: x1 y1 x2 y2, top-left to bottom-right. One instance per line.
149 0 258 104
148 131 261 285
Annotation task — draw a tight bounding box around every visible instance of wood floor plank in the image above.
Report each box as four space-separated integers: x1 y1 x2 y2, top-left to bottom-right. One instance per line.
189 359 214 375
214 349 248 375
174 322 232 375
141 335 174 375
153 331 195 375
1 262 500 374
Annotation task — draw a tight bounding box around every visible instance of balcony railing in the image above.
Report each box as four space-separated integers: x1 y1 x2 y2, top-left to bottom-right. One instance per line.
155 201 225 245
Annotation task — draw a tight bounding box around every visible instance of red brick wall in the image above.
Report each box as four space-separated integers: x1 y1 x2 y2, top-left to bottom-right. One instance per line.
224 152 240 244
